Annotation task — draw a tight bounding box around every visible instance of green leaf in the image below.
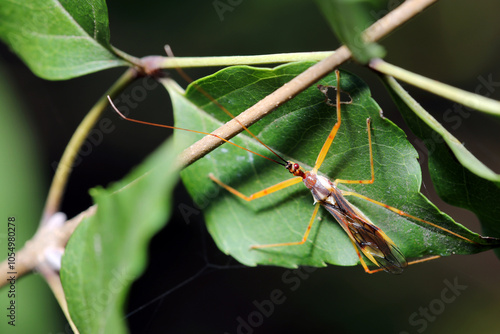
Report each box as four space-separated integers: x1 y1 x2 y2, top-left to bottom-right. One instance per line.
60 138 180 333
0 0 128 80
316 0 386 63
169 62 500 269
382 75 500 257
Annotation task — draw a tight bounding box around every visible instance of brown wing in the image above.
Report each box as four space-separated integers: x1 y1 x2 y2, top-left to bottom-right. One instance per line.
323 192 407 274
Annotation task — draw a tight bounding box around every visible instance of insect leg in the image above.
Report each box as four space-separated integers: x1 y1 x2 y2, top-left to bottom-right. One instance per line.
250 202 321 249
209 173 302 201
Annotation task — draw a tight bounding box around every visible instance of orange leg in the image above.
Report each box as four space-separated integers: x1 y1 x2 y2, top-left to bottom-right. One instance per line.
312 70 374 186
208 173 302 201
250 203 321 249
312 70 342 173
341 190 475 243
361 255 442 274
209 173 320 250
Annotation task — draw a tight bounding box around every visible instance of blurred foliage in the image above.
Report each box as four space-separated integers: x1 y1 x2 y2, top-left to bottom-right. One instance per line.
0 61 64 333
61 138 179 334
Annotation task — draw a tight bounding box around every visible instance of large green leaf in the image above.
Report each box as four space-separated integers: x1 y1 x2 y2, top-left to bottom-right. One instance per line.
0 0 127 80
383 76 500 257
168 62 500 269
60 138 180 334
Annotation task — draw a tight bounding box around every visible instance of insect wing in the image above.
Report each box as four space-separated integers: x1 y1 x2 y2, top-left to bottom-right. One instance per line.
324 195 407 274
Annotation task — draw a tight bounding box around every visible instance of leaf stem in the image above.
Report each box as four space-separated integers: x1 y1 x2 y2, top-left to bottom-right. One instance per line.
42 68 138 223
160 51 335 68
111 46 142 67
370 58 500 117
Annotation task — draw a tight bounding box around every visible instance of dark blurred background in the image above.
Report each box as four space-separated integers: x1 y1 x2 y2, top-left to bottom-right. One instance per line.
1 0 500 333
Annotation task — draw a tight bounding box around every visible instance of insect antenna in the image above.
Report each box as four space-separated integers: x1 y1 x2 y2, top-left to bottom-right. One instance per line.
107 97 286 167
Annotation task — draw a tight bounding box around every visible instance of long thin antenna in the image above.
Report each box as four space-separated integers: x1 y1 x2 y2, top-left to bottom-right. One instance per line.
107 96 286 166
164 45 288 165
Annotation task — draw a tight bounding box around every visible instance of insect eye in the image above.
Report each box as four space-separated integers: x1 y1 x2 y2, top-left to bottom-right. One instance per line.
294 163 299 170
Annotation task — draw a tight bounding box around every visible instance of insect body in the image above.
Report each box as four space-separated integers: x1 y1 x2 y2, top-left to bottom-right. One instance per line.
293 162 407 274
208 70 415 273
